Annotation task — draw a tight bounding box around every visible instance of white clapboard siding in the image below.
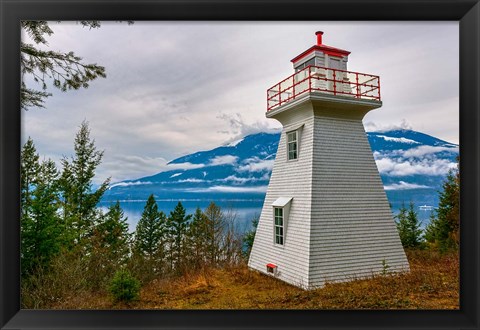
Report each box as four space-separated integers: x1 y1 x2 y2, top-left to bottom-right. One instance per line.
308 113 409 288
248 105 314 288
248 96 409 290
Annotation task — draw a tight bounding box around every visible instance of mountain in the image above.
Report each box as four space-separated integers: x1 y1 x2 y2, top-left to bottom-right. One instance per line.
102 129 459 214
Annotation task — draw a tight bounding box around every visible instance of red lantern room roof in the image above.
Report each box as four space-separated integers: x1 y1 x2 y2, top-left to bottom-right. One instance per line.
291 31 351 64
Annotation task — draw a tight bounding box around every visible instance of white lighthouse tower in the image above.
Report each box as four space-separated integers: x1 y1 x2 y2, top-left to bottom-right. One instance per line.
248 32 409 289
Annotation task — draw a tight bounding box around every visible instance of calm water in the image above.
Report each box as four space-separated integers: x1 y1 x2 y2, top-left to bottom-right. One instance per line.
98 200 264 233
99 199 433 234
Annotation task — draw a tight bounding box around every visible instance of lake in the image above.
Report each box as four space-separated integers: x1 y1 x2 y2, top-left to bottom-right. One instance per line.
98 199 264 233
99 199 434 234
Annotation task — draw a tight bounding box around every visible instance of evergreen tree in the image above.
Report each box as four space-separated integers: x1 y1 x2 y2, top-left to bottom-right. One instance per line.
395 202 423 248
87 201 131 288
20 138 40 274
21 21 106 110
21 156 63 276
21 137 40 220
395 203 408 245
425 210 455 252
425 157 459 252
94 201 131 266
437 158 460 248
166 202 192 272
134 194 166 259
406 201 423 248
58 121 110 245
132 195 166 281
185 207 210 269
424 211 438 244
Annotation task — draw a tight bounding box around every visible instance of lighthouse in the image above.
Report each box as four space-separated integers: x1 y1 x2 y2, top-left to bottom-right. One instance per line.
248 32 409 289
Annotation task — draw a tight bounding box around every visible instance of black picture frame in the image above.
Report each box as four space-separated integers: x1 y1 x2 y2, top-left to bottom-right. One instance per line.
1 0 478 329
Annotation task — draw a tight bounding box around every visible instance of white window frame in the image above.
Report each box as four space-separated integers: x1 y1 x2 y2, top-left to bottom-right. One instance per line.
287 130 298 161
272 197 292 246
274 207 284 246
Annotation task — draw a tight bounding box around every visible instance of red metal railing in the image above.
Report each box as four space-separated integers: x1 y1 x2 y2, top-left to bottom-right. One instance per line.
267 65 381 111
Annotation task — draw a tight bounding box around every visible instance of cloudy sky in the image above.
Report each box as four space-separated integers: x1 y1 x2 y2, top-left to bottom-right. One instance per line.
21 21 459 184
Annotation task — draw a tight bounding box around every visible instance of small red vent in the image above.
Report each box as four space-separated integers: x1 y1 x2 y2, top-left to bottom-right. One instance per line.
266 263 277 273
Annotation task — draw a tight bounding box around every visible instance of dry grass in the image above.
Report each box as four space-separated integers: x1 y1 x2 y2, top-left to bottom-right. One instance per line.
49 249 459 310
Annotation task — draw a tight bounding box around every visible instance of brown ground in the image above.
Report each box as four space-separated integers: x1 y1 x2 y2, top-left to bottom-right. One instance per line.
52 249 459 310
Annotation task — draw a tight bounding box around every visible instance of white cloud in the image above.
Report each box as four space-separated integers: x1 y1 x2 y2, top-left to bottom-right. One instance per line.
384 181 431 191
99 155 169 183
374 146 459 161
166 162 206 171
376 135 419 144
364 119 413 132
209 155 238 166
238 157 275 172
188 185 268 193
220 175 264 184
221 175 251 184
402 145 459 158
375 157 457 176
100 159 205 184
109 181 153 189
372 151 382 159
225 138 244 147
177 178 207 183
217 113 278 141
170 172 183 178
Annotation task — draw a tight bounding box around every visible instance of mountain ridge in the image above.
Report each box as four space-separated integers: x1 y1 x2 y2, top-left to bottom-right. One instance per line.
103 129 458 212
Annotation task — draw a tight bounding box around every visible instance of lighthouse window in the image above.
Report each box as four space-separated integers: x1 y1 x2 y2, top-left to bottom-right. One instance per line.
295 58 316 71
287 131 298 160
274 207 284 245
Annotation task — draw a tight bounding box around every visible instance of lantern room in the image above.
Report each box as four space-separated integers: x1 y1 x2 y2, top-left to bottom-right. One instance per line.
267 32 381 112
291 31 350 72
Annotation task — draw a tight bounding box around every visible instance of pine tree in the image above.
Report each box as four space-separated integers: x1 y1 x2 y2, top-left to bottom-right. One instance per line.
425 157 459 252
425 211 454 252
437 158 460 249
94 201 131 266
134 194 166 259
21 139 62 276
395 203 408 246
406 201 423 248
185 207 210 269
21 137 40 220
87 201 131 288
132 195 166 281
58 121 110 245
424 211 438 244
166 202 192 272
21 21 106 110
395 202 423 249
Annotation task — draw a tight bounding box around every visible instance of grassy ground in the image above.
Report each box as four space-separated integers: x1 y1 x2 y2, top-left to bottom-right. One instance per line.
51 249 459 310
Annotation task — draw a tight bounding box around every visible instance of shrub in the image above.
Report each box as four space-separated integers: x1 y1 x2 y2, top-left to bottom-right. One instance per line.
109 269 141 303
21 248 88 309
